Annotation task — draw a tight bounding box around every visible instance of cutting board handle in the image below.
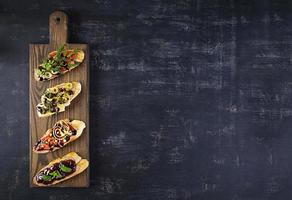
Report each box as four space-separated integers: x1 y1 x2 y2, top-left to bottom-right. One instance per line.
49 11 68 48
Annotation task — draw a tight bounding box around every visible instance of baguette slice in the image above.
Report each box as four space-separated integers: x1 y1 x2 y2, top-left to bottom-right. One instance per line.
33 119 86 154
33 152 89 187
34 49 85 81
37 82 81 118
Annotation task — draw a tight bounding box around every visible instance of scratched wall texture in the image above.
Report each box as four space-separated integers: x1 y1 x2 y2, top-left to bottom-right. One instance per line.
1 0 292 199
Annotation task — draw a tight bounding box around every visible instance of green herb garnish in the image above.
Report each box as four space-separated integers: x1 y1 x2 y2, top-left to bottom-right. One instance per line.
59 163 72 173
49 170 63 179
41 174 52 182
56 45 65 59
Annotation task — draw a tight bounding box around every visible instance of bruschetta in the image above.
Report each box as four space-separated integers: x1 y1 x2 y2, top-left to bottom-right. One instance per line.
34 45 85 81
33 119 86 153
33 152 89 186
36 82 81 117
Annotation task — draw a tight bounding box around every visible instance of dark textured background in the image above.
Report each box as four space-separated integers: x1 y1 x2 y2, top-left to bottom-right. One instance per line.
1 0 292 199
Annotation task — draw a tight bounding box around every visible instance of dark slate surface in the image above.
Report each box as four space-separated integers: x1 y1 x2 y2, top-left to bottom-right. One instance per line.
1 0 292 199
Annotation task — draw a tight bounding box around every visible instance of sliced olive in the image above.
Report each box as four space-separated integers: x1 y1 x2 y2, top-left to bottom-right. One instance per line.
43 72 52 79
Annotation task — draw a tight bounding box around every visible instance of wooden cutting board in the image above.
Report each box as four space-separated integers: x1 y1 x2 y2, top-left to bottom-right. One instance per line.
29 11 89 187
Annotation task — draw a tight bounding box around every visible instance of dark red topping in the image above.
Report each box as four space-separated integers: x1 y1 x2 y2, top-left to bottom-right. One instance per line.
36 159 76 185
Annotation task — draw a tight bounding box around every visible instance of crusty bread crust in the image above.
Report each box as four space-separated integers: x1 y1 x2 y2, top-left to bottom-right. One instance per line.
33 152 89 186
33 119 86 154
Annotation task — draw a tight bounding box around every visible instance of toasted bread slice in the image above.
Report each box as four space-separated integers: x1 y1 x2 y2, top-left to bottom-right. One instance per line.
37 82 81 118
33 119 86 154
34 49 85 81
33 152 89 187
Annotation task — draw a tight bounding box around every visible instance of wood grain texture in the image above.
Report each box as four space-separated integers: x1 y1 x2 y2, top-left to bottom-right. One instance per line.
29 11 89 187
49 11 68 48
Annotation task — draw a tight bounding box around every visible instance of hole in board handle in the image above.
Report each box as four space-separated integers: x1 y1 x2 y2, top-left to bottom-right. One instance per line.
56 17 61 22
